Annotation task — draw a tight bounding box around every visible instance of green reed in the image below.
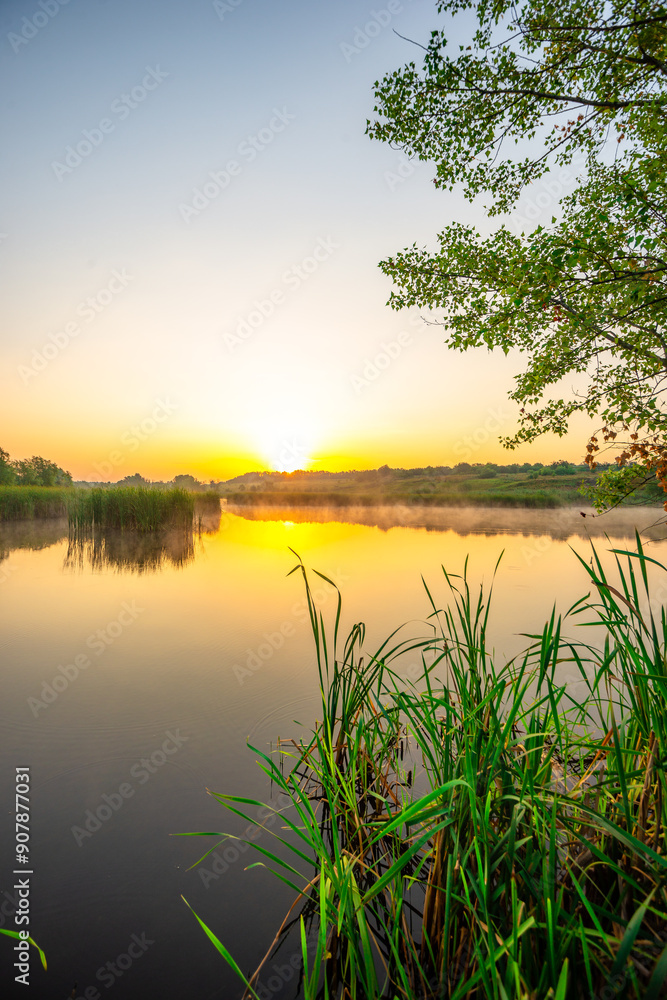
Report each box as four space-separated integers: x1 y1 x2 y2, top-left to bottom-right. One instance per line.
0 486 70 520
196 490 223 510
182 534 667 999
66 487 194 532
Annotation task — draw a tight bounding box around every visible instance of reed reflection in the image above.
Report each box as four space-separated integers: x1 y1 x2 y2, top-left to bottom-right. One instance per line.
64 508 222 575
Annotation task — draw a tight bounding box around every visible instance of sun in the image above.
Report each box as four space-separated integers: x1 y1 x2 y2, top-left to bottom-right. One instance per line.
233 379 334 473
248 412 320 473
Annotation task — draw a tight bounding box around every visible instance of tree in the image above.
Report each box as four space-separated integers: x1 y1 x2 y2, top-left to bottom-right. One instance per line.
367 0 667 508
118 473 149 487
173 474 202 491
0 447 16 485
12 455 72 487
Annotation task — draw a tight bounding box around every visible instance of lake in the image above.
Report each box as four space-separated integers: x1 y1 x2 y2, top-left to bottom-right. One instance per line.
1 503 665 999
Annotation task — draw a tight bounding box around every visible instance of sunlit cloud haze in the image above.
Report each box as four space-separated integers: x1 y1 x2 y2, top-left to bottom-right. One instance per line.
1 0 596 481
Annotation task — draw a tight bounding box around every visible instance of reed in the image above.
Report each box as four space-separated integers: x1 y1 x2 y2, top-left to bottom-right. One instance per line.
196 490 223 511
182 536 667 999
0 486 70 520
66 487 194 532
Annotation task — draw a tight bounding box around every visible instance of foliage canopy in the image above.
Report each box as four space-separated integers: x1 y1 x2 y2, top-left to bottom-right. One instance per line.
367 0 667 507
0 448 72 487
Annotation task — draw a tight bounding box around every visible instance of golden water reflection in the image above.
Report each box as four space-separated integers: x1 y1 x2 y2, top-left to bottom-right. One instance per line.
226 502 667 541
3 501 667 995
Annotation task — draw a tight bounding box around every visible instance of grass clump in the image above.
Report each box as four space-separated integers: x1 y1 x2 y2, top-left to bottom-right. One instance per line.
0 486 70 520
67 487 194 532
183 536 667 999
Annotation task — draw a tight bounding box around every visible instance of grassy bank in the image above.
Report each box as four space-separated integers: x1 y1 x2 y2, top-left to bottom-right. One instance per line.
223 464 664 509
184 540 667 999
227 489 562 508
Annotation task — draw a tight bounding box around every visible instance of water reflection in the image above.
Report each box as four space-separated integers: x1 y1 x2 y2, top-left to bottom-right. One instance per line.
0 516 68 564
226 502 667 541
64 508 222 574
0 508 223 575
64 525 197 573
3 501 667 1000
1 505 665 580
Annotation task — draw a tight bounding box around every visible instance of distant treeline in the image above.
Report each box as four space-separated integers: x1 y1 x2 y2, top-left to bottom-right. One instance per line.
3 453 615 493
223 460 609 488
74 473 220 491
221 461 663 509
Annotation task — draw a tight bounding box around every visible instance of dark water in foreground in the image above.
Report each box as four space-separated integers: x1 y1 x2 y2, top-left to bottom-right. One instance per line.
1 504 666 999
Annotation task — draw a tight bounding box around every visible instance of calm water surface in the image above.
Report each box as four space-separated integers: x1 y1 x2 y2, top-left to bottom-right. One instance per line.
1 504 665 999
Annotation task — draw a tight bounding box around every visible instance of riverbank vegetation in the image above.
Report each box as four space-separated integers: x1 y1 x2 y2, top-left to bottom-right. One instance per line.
0 462 660 522
222 462 663 509
185 540 667 998
66 487 195 532
0 485 221 529
0 486 72 521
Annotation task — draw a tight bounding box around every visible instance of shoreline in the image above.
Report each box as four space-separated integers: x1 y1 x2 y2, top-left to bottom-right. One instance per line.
223 489 663 511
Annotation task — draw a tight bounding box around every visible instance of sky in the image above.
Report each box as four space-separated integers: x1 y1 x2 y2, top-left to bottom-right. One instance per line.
0 0 598 482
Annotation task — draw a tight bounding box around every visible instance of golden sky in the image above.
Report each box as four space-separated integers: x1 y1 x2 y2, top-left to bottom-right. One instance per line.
1 0 597 482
